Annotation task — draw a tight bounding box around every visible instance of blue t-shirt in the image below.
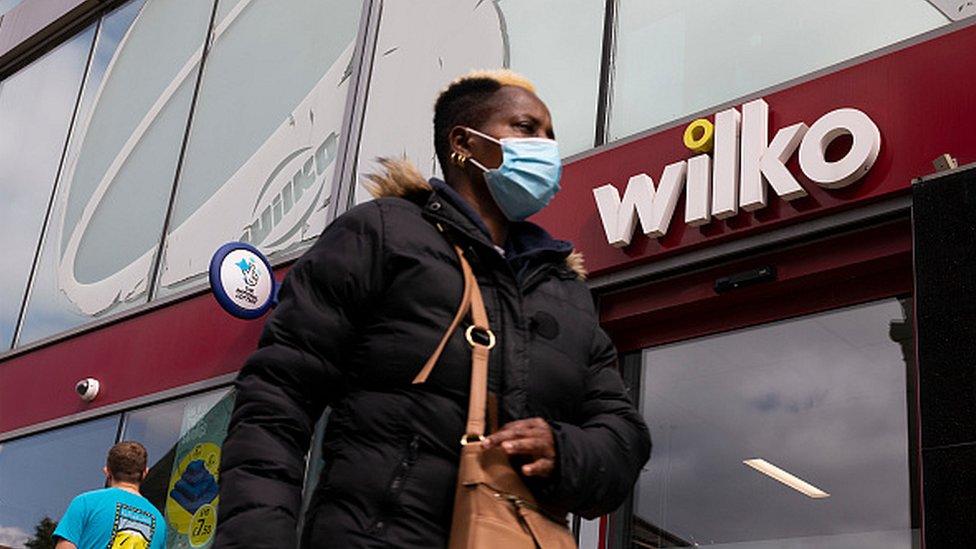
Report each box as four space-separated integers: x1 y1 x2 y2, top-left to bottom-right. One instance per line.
54 487 166 549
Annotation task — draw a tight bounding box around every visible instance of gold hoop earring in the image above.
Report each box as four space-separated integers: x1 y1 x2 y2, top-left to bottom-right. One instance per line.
451 151 468 167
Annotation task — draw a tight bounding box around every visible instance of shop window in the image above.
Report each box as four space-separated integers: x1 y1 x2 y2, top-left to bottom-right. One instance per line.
353 0 605 204
608 0 949 142
121 388 328 547
0 26 95 349
0 416 121 548
154 0 364 298
620 298 916 548
120 389 232 549
17 0 214 346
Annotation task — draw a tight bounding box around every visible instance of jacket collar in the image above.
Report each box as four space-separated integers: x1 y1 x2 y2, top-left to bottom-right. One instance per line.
427 179 573 266
426 179 494 245
362 158 586 279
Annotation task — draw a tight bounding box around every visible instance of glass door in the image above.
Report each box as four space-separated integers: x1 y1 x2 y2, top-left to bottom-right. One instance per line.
624 298 917 548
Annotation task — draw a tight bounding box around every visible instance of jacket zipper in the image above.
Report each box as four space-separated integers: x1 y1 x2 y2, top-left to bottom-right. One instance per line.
388 434 420 495
369 434 421 535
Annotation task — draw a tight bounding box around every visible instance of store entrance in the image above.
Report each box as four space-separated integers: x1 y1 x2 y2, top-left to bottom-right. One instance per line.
596 219 920 549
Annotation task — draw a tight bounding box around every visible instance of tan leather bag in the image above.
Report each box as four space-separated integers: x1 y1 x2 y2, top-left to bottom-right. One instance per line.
413 245 576 549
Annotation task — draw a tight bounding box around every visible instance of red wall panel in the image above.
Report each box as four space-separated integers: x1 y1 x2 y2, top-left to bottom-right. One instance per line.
600 220 914 353
534 24 976 277
0 269 287 435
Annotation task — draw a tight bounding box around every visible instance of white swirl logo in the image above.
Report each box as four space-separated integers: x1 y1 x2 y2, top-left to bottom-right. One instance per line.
56 0 352 314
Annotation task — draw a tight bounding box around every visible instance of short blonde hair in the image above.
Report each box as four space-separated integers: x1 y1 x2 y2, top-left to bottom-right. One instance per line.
441 69 536 96
432 69 538 171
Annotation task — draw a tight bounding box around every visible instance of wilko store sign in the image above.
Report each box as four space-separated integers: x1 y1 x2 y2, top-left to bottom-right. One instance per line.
593 98 881 247
532 24 976 278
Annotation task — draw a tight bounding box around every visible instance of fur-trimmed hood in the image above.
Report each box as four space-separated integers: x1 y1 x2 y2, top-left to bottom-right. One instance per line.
364 157 587 280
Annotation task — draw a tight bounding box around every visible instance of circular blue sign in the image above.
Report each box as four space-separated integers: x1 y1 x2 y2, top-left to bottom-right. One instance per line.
209 242 277 319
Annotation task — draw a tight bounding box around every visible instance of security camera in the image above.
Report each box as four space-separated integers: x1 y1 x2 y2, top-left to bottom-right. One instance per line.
75 378 100 402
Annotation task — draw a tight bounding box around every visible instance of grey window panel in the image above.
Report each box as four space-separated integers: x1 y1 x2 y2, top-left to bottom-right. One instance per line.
609 0 949 142
155 0 363 298
17 0 215 346
0 25 95 349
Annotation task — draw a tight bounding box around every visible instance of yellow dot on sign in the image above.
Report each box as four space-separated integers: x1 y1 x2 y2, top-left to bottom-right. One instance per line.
189 503 217 547
683 118 715 154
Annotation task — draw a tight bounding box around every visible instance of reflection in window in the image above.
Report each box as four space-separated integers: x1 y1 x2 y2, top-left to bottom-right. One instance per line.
17 0 214 346
298 410 330 534
0 416 120 549
155 0 363 297
609 0 949 141
0 0 24 17
493 0 604 158
628 298 916 548
121 389 232 549
354 0 604 204
0 26 95 349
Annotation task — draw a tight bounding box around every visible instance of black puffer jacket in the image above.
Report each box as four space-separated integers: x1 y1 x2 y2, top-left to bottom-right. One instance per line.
215 164 651 548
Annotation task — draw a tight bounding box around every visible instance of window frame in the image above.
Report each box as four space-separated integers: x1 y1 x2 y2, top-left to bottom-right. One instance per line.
597 216 922 548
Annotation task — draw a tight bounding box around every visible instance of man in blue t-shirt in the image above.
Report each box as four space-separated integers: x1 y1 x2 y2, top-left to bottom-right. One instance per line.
54 441 166 549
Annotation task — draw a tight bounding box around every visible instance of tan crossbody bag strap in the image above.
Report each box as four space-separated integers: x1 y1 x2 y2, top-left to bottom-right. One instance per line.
417 243 576 549
411 245 492 440
411 244 473 385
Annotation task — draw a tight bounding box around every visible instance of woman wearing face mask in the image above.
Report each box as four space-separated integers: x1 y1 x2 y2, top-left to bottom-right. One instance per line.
214 70 651 549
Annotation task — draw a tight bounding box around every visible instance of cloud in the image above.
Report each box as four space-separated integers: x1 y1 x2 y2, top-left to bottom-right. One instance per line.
0 524 30 547
749 389 829 414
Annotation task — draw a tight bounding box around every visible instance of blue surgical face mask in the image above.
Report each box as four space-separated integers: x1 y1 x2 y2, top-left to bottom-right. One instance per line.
464 127 562 221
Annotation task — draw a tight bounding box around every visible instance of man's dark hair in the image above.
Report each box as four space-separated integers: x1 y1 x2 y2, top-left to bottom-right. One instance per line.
432 69 536 174
107 441 148 483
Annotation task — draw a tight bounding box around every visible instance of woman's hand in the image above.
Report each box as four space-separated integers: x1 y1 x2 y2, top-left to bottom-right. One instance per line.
483 417 556 478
